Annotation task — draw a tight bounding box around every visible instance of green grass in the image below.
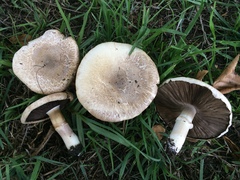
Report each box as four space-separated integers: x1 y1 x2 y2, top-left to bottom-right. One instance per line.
1 0 240 179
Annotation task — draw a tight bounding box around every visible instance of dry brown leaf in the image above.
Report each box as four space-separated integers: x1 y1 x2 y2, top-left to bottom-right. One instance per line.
213 54 240 94
152 124 165 140
223 136 240 160
196 70 208 81
9 34 32 46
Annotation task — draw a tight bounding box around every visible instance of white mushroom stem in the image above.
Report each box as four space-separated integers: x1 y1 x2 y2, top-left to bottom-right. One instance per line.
168 105 196 154
46 105 80 150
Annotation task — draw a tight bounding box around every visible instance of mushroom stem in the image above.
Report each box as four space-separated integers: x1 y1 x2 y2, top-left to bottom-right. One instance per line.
46 106 80 150
168 105 196 154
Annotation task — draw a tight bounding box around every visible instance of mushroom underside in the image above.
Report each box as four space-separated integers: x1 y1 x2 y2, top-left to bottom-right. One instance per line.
155 80 231 139
25 99 70 123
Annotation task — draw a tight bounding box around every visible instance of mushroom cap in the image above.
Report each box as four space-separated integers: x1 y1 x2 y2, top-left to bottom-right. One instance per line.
21 92 73 124
12 29 79 94
75 42 160 122
155 77 232 139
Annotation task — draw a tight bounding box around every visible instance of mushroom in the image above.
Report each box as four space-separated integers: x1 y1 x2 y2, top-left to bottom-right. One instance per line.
21 92 81 155
155 77 232 154
12 29 79 94
213 54 240 94
75 42 159 122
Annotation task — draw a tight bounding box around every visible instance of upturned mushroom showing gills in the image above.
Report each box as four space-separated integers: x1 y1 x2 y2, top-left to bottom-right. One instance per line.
155 77 232 154
75 42 159 122
12 29 79 94
21 92 81 156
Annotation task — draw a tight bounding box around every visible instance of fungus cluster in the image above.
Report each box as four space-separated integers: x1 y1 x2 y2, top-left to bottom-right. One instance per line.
13 34 160 154
13 29 235 157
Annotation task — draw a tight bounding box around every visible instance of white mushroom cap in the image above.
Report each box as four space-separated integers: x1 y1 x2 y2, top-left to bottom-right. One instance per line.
75 42 160 122
155 77 232 139
12 29 79 94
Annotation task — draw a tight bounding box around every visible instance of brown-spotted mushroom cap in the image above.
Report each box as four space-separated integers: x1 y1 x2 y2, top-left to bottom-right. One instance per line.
12 29 79 94
75 42 160 122
155 77 232 140
21 92 81 156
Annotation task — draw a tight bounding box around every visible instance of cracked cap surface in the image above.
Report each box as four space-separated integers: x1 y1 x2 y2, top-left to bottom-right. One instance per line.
12 29 79 94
